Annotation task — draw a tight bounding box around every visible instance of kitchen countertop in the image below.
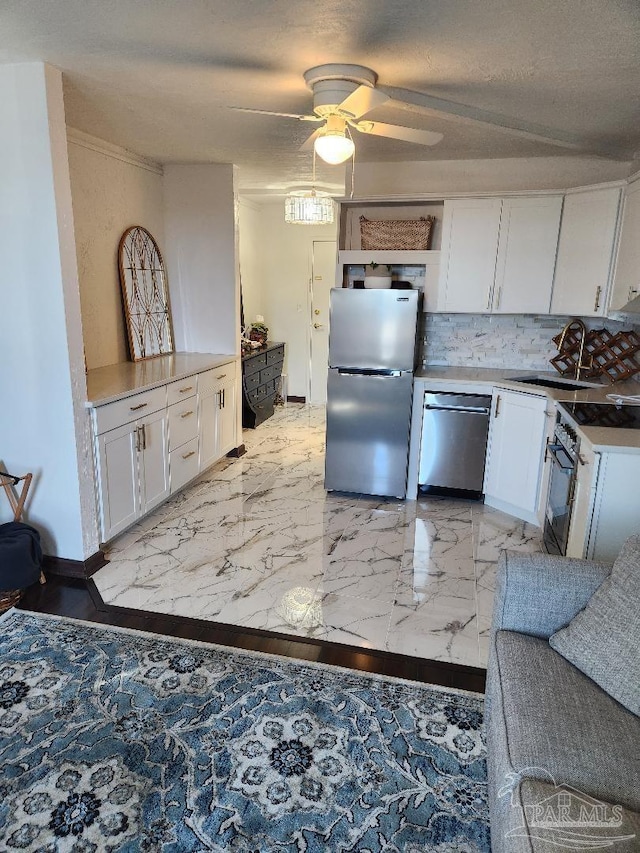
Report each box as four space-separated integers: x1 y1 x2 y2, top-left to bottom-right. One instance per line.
86 352 238 406
416 365 640 454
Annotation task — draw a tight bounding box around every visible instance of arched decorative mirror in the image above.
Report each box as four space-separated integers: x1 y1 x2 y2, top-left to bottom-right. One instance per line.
118 226 174 361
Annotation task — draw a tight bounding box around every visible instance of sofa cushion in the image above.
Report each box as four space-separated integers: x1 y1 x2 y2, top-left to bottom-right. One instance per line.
549 534 640 716
494 631 640 813
514 779 640 852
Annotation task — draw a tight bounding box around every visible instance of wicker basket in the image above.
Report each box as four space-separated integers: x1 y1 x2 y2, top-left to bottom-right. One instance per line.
0 589 23 613
360 215 435 251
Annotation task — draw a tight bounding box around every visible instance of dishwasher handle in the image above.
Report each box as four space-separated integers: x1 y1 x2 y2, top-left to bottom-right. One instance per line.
424 391 492 411
424 404 490 415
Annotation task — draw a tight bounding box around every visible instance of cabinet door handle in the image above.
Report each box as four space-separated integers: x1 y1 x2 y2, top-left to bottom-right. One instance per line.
222 388 225 408
216 373 227 380
594 286 602 311
494 394 501 418
217 390 222 409
130 402 147 411
181 450 196 460
179 385 193 393
141 424 147 450
135 426 141 452
180 410 194 419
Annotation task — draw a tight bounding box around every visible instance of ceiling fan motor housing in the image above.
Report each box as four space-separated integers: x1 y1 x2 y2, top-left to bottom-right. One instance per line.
304 64 377 117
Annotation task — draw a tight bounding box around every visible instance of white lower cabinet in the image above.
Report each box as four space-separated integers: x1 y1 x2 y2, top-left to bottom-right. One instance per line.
198 364 237 471
96 422 139 541
138 409 171 513
169 436 199 494
483 389 549 523
96 410 170 542
92 359 238 543
566 444 640 562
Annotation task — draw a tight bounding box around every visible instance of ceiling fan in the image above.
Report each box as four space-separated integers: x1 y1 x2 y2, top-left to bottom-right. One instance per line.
231 64 444 165
230 63 632 163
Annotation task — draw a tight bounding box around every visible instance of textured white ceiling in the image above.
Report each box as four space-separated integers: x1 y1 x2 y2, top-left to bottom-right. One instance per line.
2 0 639 192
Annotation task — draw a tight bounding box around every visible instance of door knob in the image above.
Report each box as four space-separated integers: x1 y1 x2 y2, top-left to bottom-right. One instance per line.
313 323 324 329
314 309 321 315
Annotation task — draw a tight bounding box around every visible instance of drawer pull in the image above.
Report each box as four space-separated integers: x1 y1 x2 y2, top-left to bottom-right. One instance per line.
179 385 193 393
180 410 194 418
130 403 148 411
181 450 196 460
216 373 227 380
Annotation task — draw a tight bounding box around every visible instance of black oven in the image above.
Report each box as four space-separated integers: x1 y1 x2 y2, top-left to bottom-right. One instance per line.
543 418 579 556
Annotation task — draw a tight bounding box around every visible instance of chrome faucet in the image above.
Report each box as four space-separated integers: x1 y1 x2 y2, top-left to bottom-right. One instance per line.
557 319 593 381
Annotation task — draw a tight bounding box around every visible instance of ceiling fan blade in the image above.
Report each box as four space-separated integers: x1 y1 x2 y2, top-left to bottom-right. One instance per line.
356 121 443 146
377 85 634 160
300 128 323 151
337 85 389 119
229 107 322 122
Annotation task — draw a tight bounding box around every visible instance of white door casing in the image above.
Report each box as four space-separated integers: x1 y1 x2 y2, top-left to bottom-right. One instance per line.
309 240 337 405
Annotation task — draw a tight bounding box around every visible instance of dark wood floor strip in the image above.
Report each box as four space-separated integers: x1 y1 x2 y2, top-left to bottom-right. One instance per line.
17 575 486 693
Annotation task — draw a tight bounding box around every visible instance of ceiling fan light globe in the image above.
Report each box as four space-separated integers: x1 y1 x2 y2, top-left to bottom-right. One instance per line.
314 132 355 165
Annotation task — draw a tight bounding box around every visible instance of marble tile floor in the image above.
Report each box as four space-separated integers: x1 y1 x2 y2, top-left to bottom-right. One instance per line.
96 404 545 669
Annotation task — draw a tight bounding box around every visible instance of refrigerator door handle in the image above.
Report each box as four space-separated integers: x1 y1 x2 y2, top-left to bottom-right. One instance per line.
336 369 403 377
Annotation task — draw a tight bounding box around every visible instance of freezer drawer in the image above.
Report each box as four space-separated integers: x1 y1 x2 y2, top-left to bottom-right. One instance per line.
328 289 419 371
325 369 413 498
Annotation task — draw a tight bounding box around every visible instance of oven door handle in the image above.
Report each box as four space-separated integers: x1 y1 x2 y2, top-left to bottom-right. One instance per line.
548 443 575 471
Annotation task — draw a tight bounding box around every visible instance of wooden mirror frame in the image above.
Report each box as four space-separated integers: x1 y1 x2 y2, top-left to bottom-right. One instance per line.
118 226 175 361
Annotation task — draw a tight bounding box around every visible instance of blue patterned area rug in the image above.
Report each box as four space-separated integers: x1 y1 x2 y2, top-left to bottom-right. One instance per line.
0 610 490 852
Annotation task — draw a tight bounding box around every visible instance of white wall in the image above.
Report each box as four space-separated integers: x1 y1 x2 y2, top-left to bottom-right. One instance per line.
238 198 264 328
0 63 99 559
351 156 631 198
258 202 337 398
67 131 165 370
164 164 240 356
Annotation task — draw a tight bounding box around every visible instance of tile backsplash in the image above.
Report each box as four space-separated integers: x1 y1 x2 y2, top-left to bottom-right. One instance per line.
420 313 640 372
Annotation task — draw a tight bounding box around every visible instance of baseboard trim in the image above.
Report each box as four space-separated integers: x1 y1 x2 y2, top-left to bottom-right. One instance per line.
287 395 306 403
227 444 246 458
43 550 108 579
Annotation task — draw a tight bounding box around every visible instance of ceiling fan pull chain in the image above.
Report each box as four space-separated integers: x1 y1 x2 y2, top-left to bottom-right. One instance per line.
346 124 356 198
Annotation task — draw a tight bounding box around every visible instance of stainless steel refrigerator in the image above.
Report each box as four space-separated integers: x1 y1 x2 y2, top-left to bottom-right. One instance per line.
324 288 420 498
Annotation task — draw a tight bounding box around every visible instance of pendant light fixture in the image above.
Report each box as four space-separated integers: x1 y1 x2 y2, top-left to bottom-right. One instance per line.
284 149 335 225
314 115 355 165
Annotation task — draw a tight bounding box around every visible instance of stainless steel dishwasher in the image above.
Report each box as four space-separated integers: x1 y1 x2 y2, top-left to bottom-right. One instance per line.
418 392 492 494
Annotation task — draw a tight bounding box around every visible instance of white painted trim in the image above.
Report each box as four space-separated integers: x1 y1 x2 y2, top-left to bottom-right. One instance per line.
562 179 627 195
238 196 261 212
66 127 163 175
627 167 640 186
339 180 628 205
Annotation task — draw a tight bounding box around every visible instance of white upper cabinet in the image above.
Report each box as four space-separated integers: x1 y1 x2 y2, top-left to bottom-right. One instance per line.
439 195 562 314
493 196 563 314
609 180 640 312
550 186 622 317
439 198 503 312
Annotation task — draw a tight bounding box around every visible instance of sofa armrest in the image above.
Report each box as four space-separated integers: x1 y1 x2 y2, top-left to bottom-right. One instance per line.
491 550 611 640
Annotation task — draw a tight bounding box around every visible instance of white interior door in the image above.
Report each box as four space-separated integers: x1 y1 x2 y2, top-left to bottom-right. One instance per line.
309 240 336 405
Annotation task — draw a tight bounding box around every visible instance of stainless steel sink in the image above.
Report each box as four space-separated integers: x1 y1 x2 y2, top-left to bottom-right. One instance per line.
510 374 600 391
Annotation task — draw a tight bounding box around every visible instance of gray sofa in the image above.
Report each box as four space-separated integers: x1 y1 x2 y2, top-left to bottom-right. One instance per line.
485 547 640 853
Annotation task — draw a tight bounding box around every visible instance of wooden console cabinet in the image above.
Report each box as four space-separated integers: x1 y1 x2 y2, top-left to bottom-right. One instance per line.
242 342 285 428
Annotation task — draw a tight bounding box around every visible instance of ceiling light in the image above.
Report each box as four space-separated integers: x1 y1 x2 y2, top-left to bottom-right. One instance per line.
314 131 355 165
284 190 335 225
314 114 355 165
